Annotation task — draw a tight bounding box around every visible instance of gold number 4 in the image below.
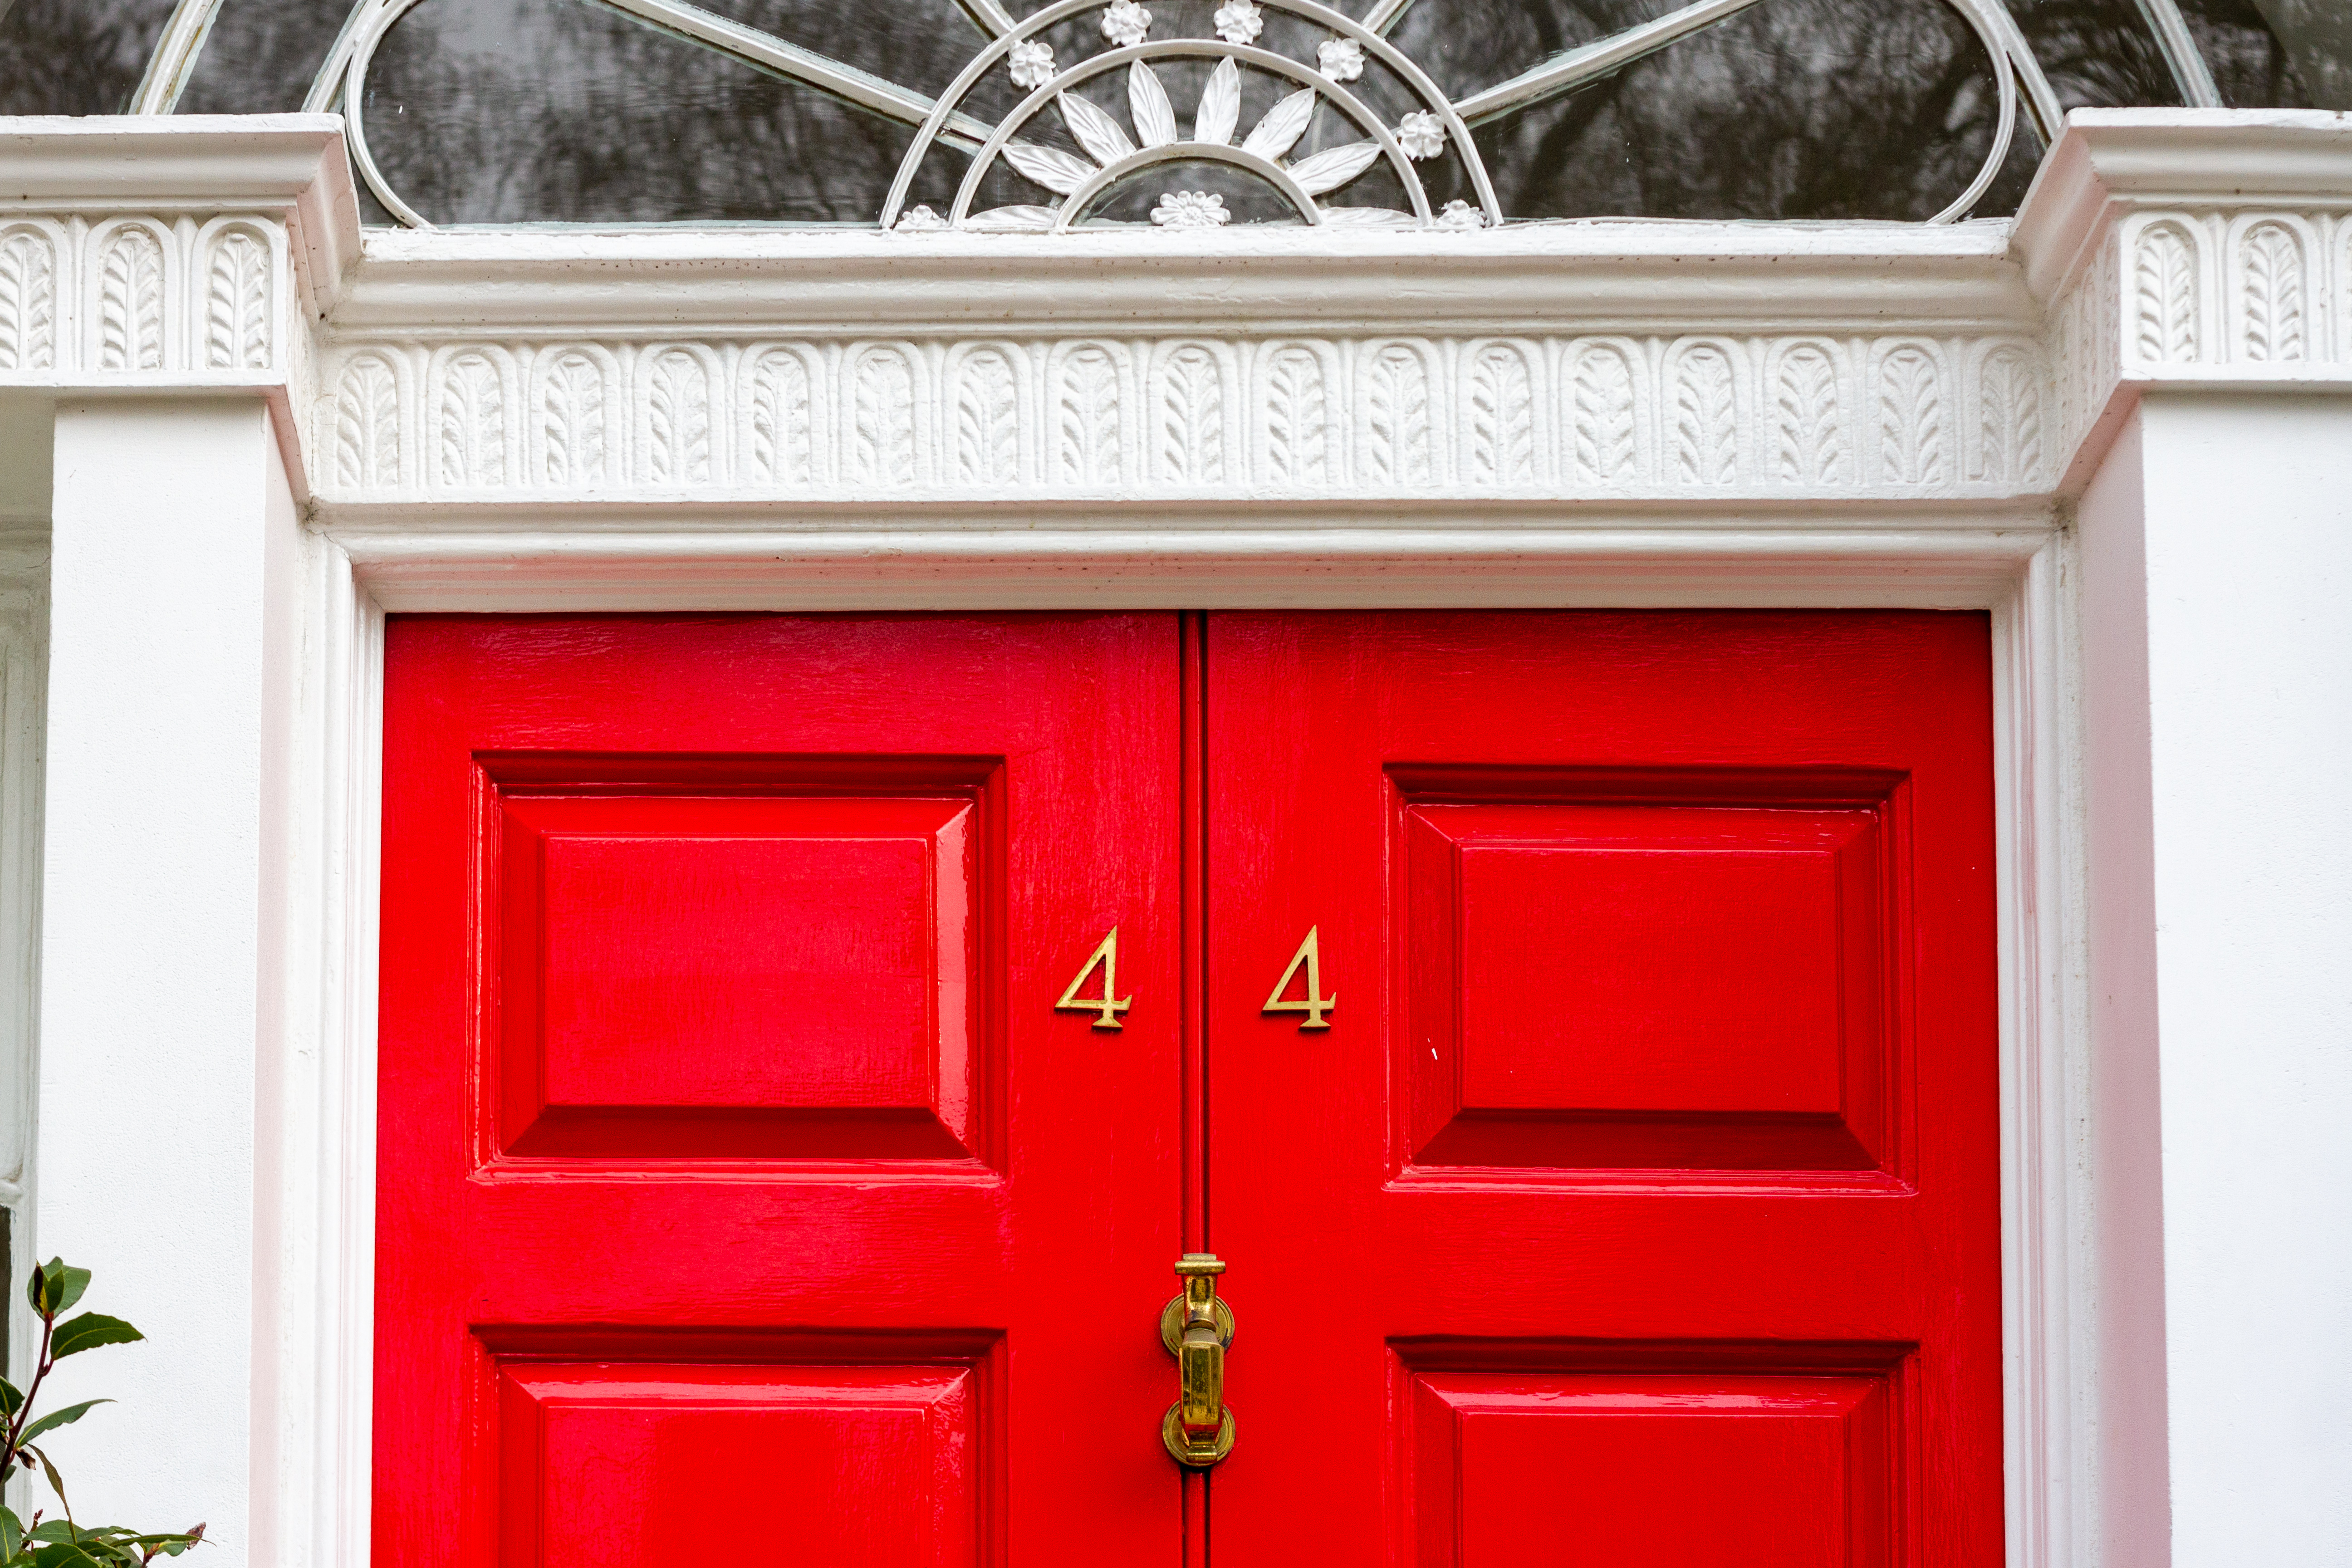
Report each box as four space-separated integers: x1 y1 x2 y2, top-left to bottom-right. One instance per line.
1055 926 1134 1031
1263 926 1336 1031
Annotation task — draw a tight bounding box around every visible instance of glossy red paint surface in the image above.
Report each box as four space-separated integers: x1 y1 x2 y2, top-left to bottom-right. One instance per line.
1207 612 2000 1567
377 615 1184 1568
380 610 1999 1567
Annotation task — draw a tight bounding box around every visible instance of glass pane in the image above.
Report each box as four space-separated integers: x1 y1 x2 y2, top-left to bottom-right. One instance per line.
2007 0 2182 109
359 0 928 224
180 0 358 114
2183 0 2349 108
1398 0 2026 222
0 0 178 114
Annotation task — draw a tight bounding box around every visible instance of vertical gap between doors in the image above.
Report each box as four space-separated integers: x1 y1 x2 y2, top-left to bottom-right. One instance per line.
1179 609 1210 1565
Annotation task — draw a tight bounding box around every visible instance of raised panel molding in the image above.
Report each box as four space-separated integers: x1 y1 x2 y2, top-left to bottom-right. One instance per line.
310 330 2057 504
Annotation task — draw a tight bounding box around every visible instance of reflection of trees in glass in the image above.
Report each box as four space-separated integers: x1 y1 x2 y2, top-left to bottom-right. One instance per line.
2182 0 2326 108
121 0 2347 225
0 0 172 115
1397 0 2022 221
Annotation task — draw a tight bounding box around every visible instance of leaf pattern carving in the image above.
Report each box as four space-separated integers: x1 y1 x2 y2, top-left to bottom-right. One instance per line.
1159 347 1224 483
853 350 918 486
1130 64 1178 148
1671 344 1737 485
1973 346 2043 485
0 228 55 372
1059 91 1135 166
205 230 270 370
1288 141 1380 197
437 353 506 486
1469 345 1536 485
1877 346 1945 486
333 355 400 489
1195 59 1241 145
1570 344 1637 483
1261 348 1328 485
747 350 814 485
540 352 608 486
2238 222 2305 362
1362 345 1432 485
1772 344 1843 484
1240 88 1316 161
1004 141 1098 195
1057 346 1122 485
98 226 165 371
955 350 1021 485
2133 223 2198 363
645 350 713 485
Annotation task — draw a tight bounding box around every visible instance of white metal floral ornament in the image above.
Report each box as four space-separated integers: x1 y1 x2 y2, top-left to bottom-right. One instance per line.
1213 0 1265 46
1152 190 1231 227
317 0 2038 232
1101 0 1152 48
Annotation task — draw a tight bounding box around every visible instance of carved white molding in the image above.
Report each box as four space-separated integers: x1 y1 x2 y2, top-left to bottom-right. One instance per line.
2015 109 2352 484
0 212 291 378
312 327 2057 503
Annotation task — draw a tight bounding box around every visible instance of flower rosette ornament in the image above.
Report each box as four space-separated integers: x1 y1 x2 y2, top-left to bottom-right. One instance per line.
1213 0 1263 46
1316 36 1364 83
1152 190 1231 228
1396 110 1445 159
1101 0 1152 47
1008 38 1056 89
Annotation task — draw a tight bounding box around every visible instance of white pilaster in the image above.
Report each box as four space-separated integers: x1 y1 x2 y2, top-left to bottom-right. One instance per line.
2076 392 2352 1567
35 397 303 1559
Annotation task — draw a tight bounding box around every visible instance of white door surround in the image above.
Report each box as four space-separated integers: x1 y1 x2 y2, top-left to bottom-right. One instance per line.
3 107 2350 1568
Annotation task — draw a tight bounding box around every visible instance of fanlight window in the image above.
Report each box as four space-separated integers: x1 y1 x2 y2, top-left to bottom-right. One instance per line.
5 0 2347 228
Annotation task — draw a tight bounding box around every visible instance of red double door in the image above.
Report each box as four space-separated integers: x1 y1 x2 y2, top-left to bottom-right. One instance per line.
378 612 2000 1568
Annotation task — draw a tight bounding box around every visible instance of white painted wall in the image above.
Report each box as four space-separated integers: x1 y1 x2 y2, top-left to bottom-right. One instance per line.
35 398 300 1557
2078 392 2352 1567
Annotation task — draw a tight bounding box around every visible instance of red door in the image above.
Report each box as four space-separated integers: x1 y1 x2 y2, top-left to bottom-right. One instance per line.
376 614 1185 1568
378 610 2000 1568
1208 612 2000 1566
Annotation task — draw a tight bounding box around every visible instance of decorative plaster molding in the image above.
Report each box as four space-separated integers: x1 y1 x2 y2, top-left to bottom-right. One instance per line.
2014 110 2352 485
312 327 2056 504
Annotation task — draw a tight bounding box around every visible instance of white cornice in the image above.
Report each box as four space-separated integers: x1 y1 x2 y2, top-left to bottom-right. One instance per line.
2013 109 2352 488
2013 108 2352 303
0 115 359 312
338 220 2034 337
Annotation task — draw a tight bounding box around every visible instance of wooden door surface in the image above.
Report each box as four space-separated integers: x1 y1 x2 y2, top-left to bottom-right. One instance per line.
1206 611 2001 1568
379 609 2001 1568
376 614 1184 1568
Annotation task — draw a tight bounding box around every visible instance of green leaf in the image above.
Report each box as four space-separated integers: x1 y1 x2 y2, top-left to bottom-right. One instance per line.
0 1378 23 1421
2 1505 23 1560
46 1267 87 1318
25 1263 87 1321
47 1317 140 1362
15 1404 107 1446
23 1528 72 1547
30 1544 103 1568
27 1446 71 1525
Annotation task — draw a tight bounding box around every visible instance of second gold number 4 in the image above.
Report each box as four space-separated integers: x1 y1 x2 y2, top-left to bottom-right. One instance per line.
1263 926 1336 1031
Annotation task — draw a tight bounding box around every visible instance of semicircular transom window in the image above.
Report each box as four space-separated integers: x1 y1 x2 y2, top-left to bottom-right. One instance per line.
38 0 2349 228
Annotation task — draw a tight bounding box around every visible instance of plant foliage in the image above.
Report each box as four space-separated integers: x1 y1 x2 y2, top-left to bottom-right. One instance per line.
0 1260 202 1568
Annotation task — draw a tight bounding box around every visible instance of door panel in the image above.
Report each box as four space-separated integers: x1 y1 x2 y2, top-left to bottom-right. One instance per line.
377 615 1183 1568
1207 612 1999 1566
